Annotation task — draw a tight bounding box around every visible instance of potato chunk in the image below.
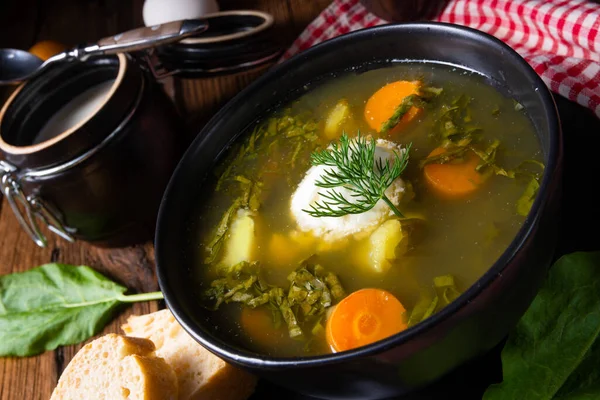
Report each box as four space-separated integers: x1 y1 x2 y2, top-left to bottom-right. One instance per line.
367 219 404 273
221 208 255 267
365 218 427 273
324 99 353 140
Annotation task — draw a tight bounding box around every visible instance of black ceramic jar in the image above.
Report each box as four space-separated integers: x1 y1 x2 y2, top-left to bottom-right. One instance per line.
0 53 184 247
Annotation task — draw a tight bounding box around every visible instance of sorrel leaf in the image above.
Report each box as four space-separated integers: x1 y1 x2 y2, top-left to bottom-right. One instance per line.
0 264 163 357
483 252 600 400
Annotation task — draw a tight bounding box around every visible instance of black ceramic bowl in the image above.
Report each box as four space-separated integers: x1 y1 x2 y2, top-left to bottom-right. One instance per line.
156 22 562 400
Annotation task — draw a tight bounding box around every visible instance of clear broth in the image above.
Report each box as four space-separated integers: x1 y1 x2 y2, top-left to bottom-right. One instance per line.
193 62 542 357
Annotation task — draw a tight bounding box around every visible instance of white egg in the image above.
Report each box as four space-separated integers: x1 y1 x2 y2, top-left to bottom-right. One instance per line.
142 0 219 26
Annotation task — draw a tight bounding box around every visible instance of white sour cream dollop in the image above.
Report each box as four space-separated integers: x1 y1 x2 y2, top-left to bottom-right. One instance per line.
290 138 407 242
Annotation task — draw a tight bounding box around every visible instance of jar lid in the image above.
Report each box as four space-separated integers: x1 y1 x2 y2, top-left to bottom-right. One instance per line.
0 53 141 169
152 10 281 78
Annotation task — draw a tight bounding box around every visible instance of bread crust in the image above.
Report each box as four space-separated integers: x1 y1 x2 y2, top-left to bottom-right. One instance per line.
122 309 257 400
50 334 178 400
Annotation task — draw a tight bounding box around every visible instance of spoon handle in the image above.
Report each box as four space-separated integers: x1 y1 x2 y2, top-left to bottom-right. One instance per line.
88 19 208 56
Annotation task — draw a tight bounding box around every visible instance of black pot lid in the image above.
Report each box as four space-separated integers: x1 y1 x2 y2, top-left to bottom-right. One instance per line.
154 10 281 78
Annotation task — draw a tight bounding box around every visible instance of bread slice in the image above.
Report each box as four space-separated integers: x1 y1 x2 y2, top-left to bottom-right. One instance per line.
50 334 178 400
122 309 257 400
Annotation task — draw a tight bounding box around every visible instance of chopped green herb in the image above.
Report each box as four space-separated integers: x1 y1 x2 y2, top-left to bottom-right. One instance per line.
419 146 468 168
513 100 524 111
267 118 278 136
203 261 261 309
395 218 428 255
407 295 435 327
233 175 252 185
515 159 545 176
202 261 345 340
215 124 266 190
236 176 262 212
472 139 501 172
285 127 307 139
204 175 264 264
453 93 471 109
290 140 303 170
516 177 540 217
422 296 439 320
215 163 235 192
407 274 462 327
311 319 325 336
318 265 346 302
278 297 303 338
204 198 243 264
248 183 262 212
432 94 483 146
379 85 443 135
420 86 444 98
380 94 418 134
510 160 544 216
380 95 421 134
215 110 319 191
434 274 461 304
425 96 546 217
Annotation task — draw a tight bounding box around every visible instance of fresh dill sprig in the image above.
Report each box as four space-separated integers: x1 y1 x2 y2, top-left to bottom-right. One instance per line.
302 132 411 218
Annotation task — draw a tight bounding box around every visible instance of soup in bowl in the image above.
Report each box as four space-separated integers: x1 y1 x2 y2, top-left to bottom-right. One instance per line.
156 22 561 400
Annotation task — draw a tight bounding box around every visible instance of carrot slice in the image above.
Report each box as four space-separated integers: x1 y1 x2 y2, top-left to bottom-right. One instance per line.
423 147 486 197
241 307 281 347
326 288 407 352
364 80 422 134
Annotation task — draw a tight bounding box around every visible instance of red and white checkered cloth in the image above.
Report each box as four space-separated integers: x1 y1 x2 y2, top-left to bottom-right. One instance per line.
281 0 600 119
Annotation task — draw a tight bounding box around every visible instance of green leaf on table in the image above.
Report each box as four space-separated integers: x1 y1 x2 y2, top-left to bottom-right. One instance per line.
0 263 163 357
483 251 600 400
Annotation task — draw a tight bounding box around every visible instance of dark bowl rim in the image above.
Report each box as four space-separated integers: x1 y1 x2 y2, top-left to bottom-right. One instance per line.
156 21 561 369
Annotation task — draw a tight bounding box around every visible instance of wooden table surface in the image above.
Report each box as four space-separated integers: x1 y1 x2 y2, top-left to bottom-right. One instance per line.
0 1 329 399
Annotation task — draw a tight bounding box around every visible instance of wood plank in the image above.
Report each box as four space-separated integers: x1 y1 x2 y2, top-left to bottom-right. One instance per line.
0 198 60 400
0 2 55 397
0 352 57 400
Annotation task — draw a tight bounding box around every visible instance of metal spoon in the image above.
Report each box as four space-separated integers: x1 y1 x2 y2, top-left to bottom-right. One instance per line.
0 19 208 85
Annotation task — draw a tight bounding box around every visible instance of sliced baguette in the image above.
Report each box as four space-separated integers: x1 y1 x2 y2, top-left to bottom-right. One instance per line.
122 309 257 400
50 334 178 400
